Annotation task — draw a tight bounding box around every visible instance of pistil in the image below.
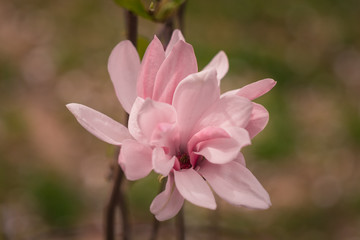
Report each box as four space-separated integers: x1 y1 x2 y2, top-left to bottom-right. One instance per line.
176 152 192 169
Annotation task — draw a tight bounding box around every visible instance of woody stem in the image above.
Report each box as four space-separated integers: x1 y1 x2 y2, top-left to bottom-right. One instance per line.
175 207 185 240
104 10 137 240
149 179 166 240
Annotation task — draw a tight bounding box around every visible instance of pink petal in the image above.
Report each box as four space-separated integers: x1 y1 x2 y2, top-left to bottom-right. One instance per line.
128 97 145 142
199 159 271 209
194 127 251 164
196 138 239 165
174 168 216 209
152 147 176 176
108 40 140 113
165 29 185 57
188 127 229 152
136 36 165 99
203 51 229 82
187 126 230 165
222 78 276 100
138 99 177 142
150 174 184 221
66 103 132 145
236 152 246 166
193 95 253 133
246 103 269 139
173 69 220 144
152 40 198 104
223 126 251 149
128 98 177 144
118 139 153 181
150 123 179 152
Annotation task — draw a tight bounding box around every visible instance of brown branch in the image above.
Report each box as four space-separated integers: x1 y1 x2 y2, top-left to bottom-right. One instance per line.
160 19 174 48
157 0 187 48
104 10 138 240
149 216 160 240
176 1 187 32
209 203 220 240
149 180 166 240
125 11 138 46
175 207 185 240
117 167 130 240
104 130 131 240
117 11 137 239
104 147 122 240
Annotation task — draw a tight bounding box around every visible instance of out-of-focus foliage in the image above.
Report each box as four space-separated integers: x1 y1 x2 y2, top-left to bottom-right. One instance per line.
113 0 185 22
26 170 85 228
114 0 150 19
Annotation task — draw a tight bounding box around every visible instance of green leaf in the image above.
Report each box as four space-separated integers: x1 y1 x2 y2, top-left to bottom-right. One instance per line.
114 0 186 22
154 0 185 21
114 0 152 20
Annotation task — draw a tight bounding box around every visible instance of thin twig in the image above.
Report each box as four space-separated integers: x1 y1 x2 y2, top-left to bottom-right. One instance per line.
104 148 121 240
161 19 174 48
117 11 138 239
149 180 166 240
209 203 220 240
104 10 138 240
104 130 131 240
149 217 160 240
176 1 187 32
117 168 130 240
175 207 185 240
125 11 138 46
157 0 186 44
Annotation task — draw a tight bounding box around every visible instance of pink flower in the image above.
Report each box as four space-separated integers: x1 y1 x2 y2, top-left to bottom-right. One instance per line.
66 30 276 221
119 69 273 220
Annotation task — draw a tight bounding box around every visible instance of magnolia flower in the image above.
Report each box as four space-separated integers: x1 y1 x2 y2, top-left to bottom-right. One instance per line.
122 69 275 220
67 30 276 221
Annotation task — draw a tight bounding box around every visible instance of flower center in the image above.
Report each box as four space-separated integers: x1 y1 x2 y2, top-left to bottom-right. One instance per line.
176 152 192 169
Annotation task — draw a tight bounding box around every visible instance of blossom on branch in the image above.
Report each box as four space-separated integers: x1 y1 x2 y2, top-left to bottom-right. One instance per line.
67 30 276 221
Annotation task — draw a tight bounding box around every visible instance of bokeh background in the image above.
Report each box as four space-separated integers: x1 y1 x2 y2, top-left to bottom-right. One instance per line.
1 0 360 239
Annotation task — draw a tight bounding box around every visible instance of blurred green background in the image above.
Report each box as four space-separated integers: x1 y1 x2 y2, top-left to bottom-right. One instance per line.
1 0 360 239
